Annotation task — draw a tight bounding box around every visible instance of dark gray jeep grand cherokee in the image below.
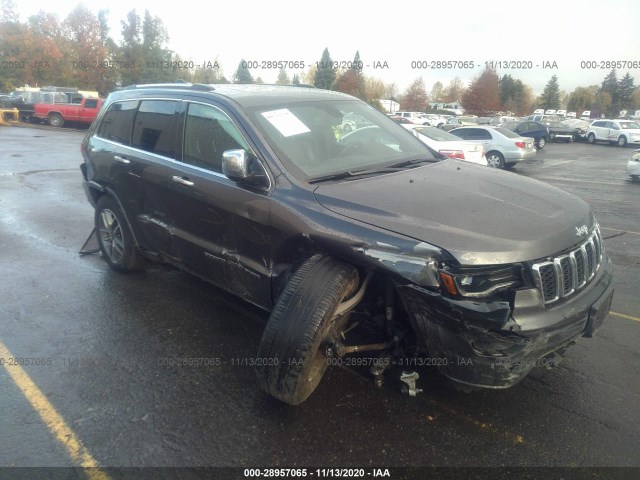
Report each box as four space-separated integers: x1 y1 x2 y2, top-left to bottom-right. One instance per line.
81 83 614 405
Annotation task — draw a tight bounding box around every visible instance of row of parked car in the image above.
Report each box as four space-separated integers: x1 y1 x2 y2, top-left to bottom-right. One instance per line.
391 112 640 176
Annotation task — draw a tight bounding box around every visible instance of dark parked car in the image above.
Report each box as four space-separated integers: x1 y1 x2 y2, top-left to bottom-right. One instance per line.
81 83 614 405
539 117 581 142
501 120 550 149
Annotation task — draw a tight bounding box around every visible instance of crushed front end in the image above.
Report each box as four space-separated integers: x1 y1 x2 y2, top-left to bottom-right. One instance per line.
394 226 614 388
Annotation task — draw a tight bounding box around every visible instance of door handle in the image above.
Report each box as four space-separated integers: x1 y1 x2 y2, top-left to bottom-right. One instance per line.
172 176 194 186
113 155 130 164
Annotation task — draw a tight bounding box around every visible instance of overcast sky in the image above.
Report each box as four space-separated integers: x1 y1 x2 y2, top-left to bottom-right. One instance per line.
15 0 640 96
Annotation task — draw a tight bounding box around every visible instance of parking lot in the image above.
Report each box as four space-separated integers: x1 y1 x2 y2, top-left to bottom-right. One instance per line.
0 125 639 478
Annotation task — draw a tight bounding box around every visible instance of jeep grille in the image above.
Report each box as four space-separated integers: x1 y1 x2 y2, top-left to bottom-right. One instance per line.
531 227 603 305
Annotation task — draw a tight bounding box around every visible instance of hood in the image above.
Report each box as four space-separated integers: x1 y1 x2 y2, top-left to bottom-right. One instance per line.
313 160 594 265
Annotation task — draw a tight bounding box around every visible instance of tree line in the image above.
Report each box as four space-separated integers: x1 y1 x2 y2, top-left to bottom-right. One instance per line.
1 2 638 117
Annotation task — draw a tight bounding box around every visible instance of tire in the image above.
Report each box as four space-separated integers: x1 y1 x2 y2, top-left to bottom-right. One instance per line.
255 254 359 405
537 137 546 149
486 151 505 169
587 133 596 144
94 195 145 272
48 113 64 128
618 135 627 147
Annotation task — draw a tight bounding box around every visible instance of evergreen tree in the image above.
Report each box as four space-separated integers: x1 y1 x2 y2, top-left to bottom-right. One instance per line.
314 47 336 90
292 74 300 85
600 69 618 115
276 67 290 84
539 75 561 110
234 59 254 84
618 72 635 109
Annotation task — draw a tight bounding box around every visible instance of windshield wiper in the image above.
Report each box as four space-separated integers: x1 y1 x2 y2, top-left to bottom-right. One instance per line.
308 157 437 184
387 156 440 168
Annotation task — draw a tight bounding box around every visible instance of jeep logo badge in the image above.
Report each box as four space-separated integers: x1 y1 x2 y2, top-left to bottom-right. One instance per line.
575 225 589 236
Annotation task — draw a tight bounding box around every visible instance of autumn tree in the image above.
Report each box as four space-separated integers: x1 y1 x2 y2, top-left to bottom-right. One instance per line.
64 5 112 90
567 86 597 113
314 47 336 90
119 10 143 85
461 68 500 115
442 77 465 103
1 0 18 23
363 76 386 102
333 52 366 100
400 77 429 111
430 81 444 102
191 58 226 84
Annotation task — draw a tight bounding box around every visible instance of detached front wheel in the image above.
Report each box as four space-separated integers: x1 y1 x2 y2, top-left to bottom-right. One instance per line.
255 255 359 405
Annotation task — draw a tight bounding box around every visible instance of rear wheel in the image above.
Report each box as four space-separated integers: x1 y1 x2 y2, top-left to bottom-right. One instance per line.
255 254 359 405
486 151 505 169
48 113 64 128
95 195 145 272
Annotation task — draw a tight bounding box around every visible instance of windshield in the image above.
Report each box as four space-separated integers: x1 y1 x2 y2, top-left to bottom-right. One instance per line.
619 121 640 129
247 100 435 180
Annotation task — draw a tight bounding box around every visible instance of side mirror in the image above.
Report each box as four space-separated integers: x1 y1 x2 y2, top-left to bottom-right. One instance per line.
222 149 267 187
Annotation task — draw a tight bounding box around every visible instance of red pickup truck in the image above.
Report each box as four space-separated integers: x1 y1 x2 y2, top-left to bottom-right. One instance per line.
34 97 103 127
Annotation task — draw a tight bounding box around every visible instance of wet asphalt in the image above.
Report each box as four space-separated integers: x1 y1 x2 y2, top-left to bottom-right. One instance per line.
0 125 638 477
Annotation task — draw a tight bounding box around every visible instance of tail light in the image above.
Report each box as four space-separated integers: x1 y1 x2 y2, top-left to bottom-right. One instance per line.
515 141 526 148
439 149 465 160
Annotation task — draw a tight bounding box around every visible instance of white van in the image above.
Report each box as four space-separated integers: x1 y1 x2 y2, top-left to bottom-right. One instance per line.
556 110 567 117
581 110 591 120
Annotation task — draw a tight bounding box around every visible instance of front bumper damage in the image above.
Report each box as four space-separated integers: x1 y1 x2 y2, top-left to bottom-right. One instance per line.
397 257 614 388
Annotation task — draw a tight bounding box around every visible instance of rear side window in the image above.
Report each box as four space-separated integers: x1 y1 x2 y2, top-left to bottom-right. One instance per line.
84 99 98 109
96 100 139 145
182 103 250 173
464 128 492 140
132 100 180 158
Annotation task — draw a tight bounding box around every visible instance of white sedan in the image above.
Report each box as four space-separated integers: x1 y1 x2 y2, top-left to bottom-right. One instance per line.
402 124 488 165
627 150 640 180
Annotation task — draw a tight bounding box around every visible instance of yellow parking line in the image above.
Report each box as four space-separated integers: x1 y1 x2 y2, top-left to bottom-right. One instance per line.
610 311 640 322
0 340 110 480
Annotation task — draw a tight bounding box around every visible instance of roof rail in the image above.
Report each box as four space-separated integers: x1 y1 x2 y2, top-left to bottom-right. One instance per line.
121 83 214 92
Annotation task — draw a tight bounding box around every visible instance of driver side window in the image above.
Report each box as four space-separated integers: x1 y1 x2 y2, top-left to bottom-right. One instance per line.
182 103 251 173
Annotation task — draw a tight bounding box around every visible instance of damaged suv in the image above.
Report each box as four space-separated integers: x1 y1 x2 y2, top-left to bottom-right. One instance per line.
80 84 614 405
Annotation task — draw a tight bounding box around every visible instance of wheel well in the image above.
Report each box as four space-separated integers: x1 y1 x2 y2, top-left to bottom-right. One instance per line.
270 246 414 337
92 188 141 249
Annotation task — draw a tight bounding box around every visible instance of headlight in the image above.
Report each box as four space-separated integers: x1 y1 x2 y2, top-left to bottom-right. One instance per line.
439 266 522 298
359 242 442 287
